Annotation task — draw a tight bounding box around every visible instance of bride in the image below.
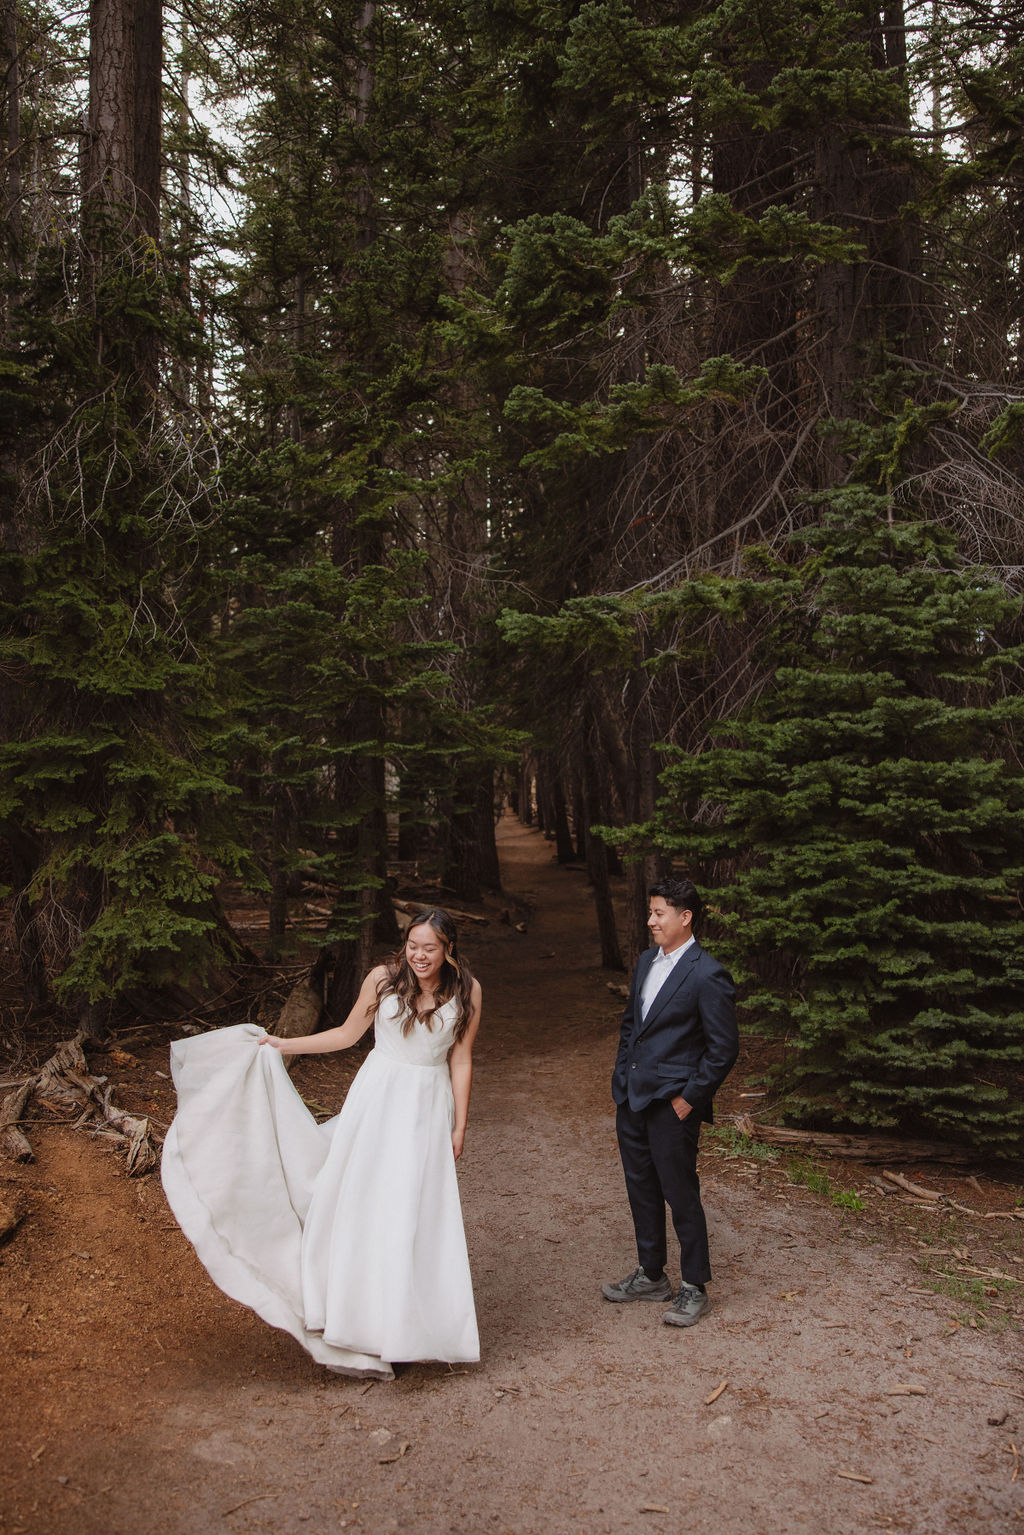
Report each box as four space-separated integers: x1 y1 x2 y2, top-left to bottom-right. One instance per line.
161 908 482 1379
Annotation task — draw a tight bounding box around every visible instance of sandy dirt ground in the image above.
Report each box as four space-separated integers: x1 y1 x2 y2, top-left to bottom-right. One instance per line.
1 817 1023 1535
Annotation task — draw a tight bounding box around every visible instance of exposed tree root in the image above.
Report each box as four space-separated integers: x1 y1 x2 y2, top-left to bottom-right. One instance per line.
0 1034 158 1176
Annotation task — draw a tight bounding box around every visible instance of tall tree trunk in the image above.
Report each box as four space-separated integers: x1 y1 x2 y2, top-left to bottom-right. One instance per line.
439 772 501 900
397 761 426 863
571 774 586 861
583 756 623 971
86 0 136 216
133 0 161 243
266 774 293 957
708 86 799 532
84 0 163 393
551 777 576 863
477 776 502 890
2 0 21 264
814 0 922 475
518 759 534 825
621 675 668 966
352 0 375 245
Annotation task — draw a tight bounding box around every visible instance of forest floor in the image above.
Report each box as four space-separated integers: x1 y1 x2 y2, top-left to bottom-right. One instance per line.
1 816 1023 1535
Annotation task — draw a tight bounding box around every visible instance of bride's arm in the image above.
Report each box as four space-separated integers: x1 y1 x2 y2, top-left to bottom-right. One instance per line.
261 965 385 1056
449 979 482 1161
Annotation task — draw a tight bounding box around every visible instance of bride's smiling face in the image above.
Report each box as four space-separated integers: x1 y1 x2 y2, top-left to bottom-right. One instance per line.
405 923 445 988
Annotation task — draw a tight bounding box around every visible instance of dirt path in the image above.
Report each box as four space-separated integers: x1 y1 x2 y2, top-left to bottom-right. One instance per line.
2 818 1022 1534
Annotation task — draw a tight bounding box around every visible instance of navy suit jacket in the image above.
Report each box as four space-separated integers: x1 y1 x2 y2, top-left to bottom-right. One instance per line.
612 941 739 1119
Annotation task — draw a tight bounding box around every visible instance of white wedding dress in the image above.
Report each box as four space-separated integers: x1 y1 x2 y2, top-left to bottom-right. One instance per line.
160 997 479 1380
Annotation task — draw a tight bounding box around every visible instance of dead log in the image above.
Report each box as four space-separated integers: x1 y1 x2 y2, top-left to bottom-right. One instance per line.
2 1061 63 1166
731 1115 972 1165
0 1079 35 1162
392 900 488 927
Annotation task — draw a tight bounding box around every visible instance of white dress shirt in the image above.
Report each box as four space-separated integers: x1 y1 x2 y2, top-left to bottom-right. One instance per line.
640 935 695 1019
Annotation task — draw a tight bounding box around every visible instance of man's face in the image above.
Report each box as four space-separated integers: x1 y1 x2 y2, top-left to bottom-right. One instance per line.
648 898 692 953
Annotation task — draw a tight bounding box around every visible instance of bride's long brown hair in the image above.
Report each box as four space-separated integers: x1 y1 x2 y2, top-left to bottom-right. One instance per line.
374 908 476 1043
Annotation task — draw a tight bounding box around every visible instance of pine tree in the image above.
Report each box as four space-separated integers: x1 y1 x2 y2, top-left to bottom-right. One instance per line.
645 498 1024 1152
1 0 254 1031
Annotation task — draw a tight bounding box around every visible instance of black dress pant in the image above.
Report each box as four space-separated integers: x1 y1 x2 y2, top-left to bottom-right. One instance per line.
615 1097 711 1286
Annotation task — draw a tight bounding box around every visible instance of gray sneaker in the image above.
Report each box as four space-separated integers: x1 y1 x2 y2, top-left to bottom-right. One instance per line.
602 1267 672 1303
663 1282 710 1327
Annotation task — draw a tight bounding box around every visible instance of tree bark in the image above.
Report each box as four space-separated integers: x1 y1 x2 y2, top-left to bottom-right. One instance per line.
708 68 799 528
518 760 534 825
551 777 576 863
1 0 21 260
397 760 426 862
583 755 623 970
571 774 587 861
84 0 163 396
133 0 161 243
440 776 483 902
86 0 136 214
0 1080 34 1162
473 775 502 891
813 1 922 473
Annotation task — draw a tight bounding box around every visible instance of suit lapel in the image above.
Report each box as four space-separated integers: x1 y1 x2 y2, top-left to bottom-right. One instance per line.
628 949 658 1037
637 943 701 1034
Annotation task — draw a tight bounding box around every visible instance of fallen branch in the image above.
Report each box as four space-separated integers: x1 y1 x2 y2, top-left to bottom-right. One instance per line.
92 1085 159 1175
221 1492 281 1517
880 1170 943 1201
958 1265 1022 1285
731 1115 971 1165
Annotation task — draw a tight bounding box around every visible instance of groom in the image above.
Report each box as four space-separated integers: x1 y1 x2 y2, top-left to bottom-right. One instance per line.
604 877 738 1327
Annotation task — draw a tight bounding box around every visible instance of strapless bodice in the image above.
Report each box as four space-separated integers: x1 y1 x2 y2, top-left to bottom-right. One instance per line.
372 992 459 1067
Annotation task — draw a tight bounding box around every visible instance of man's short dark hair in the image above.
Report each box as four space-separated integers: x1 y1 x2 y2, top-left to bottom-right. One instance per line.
648 877 703 928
